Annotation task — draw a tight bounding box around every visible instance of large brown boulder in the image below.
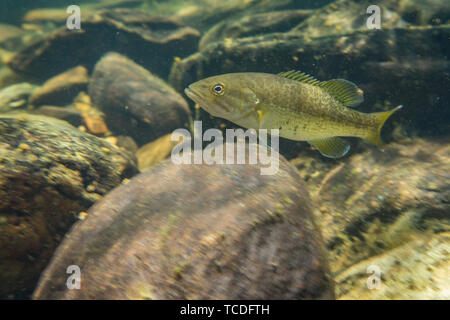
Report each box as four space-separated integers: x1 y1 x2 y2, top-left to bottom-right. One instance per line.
33 143 334 299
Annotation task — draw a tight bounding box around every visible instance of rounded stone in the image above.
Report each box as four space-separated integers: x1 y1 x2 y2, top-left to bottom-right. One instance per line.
33 143 334 299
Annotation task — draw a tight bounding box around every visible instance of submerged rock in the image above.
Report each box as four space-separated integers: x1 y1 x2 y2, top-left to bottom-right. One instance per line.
289 0 449 37
136 134 182 171
0 114 138 298
33 105 83 127
171 0 320 31
89 52 191 145
291 138 450 299
22 1 143 24
103 135 139 156
0 83 37 113
336 232 450 299
0 24 24 50
199 9 313 50
22 9 81 24
8 9 200 80
0 66 25 89
29 66 89 107
71 92 110 136
33 143 334 299
397 0 450 25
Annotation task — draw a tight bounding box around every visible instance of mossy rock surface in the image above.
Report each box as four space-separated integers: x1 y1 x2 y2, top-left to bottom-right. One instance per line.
291 138 450 299
0 114 138 298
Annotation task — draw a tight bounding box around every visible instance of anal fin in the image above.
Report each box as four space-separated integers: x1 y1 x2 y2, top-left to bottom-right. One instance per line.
308 137 350 158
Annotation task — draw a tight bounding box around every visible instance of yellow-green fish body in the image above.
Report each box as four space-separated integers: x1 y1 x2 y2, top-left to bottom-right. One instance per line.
184 71 402 158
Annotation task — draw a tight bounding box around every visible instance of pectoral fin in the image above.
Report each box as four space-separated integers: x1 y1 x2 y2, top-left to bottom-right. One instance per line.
308 137 350 158
256 109 270 129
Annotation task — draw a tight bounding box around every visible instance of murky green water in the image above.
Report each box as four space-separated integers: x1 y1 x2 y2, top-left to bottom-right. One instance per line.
0 0 448 300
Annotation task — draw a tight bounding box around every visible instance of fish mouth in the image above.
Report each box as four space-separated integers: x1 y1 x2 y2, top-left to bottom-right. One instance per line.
184 86 207 108
184 87 198 101
184 86 230 113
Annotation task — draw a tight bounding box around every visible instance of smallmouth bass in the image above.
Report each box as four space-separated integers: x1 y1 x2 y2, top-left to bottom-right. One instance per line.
184 71 402 158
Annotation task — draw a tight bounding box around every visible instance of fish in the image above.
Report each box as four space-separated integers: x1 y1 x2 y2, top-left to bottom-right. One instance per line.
184 71 402 158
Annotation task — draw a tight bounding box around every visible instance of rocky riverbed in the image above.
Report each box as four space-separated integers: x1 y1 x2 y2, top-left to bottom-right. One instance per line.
0 0 448 299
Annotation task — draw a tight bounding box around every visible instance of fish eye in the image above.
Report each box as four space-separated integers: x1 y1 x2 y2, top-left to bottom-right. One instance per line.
212 83 225 95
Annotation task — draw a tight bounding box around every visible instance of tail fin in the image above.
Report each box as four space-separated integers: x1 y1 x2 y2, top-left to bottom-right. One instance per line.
365 105 403 147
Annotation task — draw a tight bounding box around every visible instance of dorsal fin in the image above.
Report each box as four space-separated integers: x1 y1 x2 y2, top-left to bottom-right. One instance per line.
278 70 364 107
278 70 320 86
319 79 364 107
